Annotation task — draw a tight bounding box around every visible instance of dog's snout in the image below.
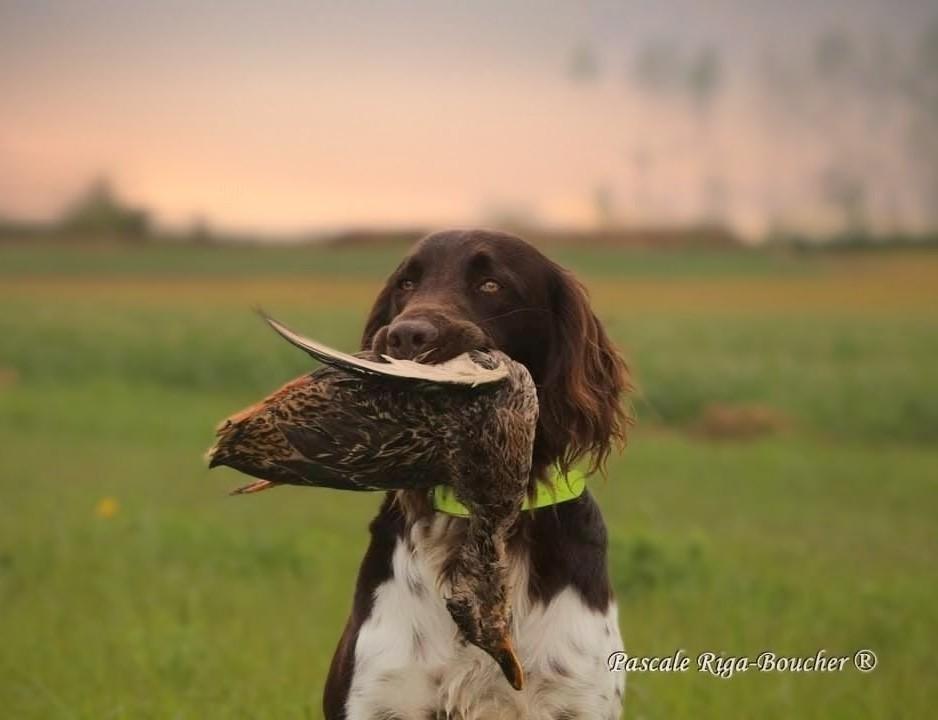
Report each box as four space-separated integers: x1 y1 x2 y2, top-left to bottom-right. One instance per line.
386 319 439 359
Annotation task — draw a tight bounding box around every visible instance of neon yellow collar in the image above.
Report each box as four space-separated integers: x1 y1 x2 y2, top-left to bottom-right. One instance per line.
431 469 586 517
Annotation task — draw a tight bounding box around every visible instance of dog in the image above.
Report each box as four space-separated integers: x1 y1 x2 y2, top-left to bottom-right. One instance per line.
323 229 630 720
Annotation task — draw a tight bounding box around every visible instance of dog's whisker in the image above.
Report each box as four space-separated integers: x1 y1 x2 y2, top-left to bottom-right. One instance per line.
413 348 436 364
479 307 551 324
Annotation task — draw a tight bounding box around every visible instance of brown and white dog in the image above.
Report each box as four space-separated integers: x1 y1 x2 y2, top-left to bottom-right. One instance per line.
323 229 630 720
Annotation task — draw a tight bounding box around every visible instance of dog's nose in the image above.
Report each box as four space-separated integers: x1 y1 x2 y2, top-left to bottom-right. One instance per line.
386 319 439 359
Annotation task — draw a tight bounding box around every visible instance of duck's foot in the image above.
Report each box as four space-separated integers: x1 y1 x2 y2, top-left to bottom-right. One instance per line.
229 479 276 495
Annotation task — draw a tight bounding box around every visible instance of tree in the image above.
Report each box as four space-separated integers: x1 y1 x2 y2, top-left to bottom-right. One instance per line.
820 164 869 239
60 177 150 240
687 47 722 118
568 43 600 84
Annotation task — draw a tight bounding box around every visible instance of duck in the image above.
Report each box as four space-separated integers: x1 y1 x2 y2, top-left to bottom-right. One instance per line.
206 314 538 690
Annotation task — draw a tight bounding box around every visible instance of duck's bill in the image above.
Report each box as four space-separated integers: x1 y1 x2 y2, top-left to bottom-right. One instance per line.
229 479 276 495
493 640 525 691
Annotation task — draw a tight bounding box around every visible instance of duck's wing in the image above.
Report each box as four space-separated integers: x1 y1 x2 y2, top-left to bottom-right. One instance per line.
260 312 508 387
275 415 441 491
209 370 448 493
272 377 452 491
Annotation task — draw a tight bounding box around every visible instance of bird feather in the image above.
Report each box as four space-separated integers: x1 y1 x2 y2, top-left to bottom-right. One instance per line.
261 312 509 386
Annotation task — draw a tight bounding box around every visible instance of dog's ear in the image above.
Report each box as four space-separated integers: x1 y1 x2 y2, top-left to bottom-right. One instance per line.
360 278 395 351
538 265 631 476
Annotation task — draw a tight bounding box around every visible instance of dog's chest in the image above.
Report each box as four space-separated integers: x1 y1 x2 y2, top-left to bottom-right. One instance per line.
345 515 624 720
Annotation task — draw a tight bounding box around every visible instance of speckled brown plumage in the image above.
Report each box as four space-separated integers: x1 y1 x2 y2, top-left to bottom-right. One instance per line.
206 315 537 689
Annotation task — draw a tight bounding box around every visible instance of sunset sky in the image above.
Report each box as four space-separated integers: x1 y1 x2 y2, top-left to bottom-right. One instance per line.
1 0 936 238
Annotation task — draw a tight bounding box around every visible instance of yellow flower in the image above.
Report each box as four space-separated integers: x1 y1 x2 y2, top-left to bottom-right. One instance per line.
95 497 120 519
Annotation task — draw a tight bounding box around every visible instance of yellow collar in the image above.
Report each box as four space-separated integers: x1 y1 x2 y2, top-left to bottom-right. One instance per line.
431 469 586 517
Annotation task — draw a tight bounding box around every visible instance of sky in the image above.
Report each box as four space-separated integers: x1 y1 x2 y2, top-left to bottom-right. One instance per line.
1 0 936 238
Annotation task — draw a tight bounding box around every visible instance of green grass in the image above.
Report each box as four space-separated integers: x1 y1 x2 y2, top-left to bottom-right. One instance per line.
1 241 936 718
0 242 409 279
0 240 826 279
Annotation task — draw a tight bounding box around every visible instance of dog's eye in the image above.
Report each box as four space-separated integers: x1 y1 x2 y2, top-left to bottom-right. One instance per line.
398 279 416 291
479 279 501 294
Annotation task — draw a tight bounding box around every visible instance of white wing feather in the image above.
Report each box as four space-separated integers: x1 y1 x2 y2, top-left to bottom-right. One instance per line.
262 313 508 386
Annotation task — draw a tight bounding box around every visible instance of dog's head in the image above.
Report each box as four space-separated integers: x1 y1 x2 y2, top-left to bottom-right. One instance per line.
362 229 630 480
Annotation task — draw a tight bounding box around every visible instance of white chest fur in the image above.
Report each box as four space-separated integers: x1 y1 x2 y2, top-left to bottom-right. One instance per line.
345 514 625 720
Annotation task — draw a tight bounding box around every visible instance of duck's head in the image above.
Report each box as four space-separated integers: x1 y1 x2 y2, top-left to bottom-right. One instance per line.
446 592 524 690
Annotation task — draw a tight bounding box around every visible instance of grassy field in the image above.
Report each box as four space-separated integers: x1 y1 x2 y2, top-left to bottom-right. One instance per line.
1 241 936 719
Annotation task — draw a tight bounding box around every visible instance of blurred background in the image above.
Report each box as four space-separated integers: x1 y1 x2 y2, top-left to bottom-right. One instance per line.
1 1 936 718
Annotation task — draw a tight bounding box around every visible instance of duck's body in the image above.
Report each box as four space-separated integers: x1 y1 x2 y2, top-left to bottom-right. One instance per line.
207 316 538 688
207 351 531 496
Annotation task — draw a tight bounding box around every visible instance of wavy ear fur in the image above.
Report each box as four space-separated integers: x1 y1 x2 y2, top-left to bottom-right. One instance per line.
536 265 631 478
360 280 395 351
